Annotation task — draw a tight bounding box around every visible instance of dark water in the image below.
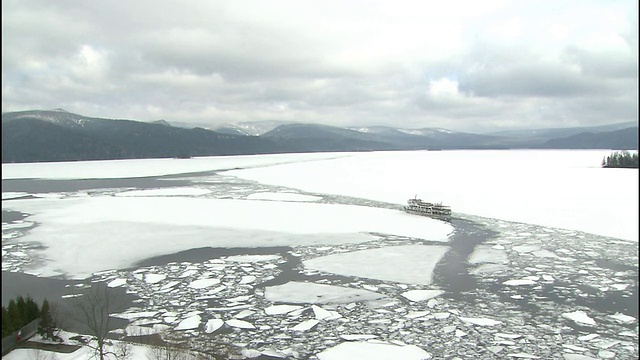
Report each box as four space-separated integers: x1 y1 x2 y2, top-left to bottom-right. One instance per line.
1 210 29 223
433 216 498 298
1 272 135 336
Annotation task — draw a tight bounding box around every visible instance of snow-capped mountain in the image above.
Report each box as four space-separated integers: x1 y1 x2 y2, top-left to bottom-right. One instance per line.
2 109 637 163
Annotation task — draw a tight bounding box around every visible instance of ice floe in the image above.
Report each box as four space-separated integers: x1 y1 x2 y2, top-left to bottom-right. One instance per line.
609 312 635 324
265 305 304 315
4 196 451 278
290 319 319 332
401 289 445 302
468 245 509 264
107 278 127 287
204 319 224 333
144 273 166 284
316 341 432 360
264 282 385 304
303 245 450 285
562 311 597 326
503 279 537 286
187 278 220 288
225 319 255 329
175 315 201 330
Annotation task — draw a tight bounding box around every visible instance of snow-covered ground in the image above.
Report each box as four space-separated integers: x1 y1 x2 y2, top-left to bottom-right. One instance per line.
2 150 638 359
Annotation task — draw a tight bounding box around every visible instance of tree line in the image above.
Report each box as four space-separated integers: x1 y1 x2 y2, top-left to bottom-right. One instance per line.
1 295 58 340
601 150 639 168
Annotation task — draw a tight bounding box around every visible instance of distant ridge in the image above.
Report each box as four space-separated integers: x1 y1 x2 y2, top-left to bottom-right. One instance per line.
2 109 637 163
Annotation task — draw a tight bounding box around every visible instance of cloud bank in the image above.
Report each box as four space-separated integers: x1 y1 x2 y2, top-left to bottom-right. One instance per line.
2 0 637 132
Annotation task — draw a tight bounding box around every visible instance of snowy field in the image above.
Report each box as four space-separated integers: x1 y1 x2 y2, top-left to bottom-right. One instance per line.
2 150 638 359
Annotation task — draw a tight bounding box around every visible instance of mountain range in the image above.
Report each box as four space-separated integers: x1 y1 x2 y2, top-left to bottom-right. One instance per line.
2 109 637 163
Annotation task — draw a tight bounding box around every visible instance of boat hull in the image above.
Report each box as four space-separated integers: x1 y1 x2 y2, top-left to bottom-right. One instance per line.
404 207 452 222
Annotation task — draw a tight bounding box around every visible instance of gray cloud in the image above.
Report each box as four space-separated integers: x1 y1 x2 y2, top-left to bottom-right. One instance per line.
2 0 637 133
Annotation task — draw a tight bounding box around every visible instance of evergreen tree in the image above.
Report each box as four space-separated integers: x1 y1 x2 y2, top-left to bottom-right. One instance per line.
2 306 8 337
602 150 638 168
6 299 22 334
25 295 41 323
16 295 27 326
38 299 57 340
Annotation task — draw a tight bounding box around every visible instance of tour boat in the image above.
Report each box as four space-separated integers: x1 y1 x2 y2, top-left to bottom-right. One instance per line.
404 196 452 221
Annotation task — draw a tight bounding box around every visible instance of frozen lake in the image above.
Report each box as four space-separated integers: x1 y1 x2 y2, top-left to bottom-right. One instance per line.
2 150 638 359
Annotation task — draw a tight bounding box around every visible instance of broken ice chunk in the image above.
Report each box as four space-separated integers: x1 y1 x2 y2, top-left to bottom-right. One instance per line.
240 275 256 284
503 279 536 286
608 312 635 324
291 319 319 332
204 319 224 333
401 289 444 302
175 315 201 330
225 319 255 329
265 305 304 315
577 333 599 341
561 311 596 326
311 305 342 320
106 277 127 287
144 273 166 284
316 341 432 360
340 334 378 341
459 317 502 326
507 353 539 358
188 278 220 289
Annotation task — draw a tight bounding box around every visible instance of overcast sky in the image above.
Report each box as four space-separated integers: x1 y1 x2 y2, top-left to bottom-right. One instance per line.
2 0 638 133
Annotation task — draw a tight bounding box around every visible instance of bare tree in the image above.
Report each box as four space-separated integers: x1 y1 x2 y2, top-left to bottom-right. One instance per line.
147 345 193 360
70 284 125 360
114 341 133 360
28 348 57 360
